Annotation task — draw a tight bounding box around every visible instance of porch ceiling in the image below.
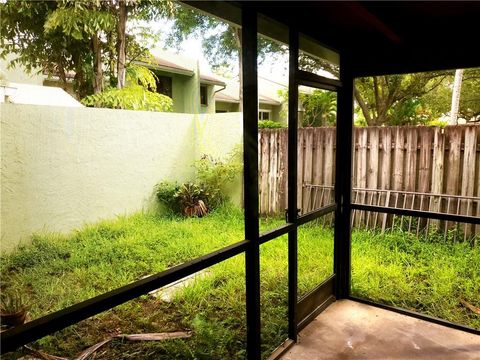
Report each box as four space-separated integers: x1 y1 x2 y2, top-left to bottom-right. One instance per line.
185 1 480 76
255 1 480 76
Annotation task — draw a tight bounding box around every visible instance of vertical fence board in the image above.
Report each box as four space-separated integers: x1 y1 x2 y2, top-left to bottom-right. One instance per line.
302 129 314 212
368 127 379 189
418 127 433 193
367 128 379 227
461 126 477 238
355 128 368 225
260 131 270 214
277 130 287 213
258 125 479 241
324 128 335 205
297 130 305 213
379 127 392 190
446 126 463 195
269 131 278 215
393 128 405 191
405 128 418 192
461 126 477 198
430 127 445 229
379 127 392 228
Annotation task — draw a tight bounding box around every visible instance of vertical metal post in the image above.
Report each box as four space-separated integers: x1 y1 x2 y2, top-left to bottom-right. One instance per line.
242 6 261 360
334 56 354 299
287 27 299 341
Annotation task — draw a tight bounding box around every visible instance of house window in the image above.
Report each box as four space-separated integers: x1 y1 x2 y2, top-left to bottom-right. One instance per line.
156 76 172 98
259 110 271 120
200 85 208 106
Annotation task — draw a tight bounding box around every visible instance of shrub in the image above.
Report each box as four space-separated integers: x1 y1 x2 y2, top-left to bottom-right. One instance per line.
258 120 285 129
175 183 209 217
81 85 173 112
195 147 243 209
156 147 242 217
155 181 181 214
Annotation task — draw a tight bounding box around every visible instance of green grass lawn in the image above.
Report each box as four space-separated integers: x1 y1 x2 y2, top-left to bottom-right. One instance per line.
1 205 479 359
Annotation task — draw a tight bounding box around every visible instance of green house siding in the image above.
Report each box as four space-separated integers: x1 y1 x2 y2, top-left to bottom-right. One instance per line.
199 84 216 114
216 101 240 113
152 70 192 113
259 103 282 122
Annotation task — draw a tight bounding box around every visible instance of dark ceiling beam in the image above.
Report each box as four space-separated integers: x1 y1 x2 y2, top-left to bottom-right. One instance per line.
352 44 480 77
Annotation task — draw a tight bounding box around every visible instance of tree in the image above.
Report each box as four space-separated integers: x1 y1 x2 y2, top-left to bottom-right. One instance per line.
0 1 92 96
278 88 337 127
299 90 337 127
458 68 480 121
44 2 116 93
164 4 285 111
1 0 173 100
419 68 480 122
354 72 449 126
449 69 464 125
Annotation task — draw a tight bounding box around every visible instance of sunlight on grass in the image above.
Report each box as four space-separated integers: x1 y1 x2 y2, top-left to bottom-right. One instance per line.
1 206 479 359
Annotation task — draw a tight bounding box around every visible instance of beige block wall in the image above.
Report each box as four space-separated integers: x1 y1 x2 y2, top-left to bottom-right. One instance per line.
0 104 243 252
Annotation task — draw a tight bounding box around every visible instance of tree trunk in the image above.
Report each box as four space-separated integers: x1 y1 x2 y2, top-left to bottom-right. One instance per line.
92 33 103 93
117 0 127 89
57 56 68 92
449 69 464 125
234 27 243 112
354 84 372 125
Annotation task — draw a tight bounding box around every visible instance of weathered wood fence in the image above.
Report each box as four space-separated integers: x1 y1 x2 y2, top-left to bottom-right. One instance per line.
258 125 480 240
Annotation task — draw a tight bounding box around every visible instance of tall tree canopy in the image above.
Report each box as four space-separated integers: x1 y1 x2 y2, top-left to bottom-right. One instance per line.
0 0 172 99
353 72 450 126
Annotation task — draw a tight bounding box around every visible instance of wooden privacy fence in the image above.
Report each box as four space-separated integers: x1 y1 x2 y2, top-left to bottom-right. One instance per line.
258 125 480 239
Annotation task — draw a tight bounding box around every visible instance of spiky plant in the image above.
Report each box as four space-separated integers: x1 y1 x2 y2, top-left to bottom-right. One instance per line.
175 183 209 217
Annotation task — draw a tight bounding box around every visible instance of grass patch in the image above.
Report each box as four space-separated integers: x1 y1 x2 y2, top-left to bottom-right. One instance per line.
351 229 480 329
1 206 479 359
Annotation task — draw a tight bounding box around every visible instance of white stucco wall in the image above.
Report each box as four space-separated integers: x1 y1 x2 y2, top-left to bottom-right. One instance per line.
1 104 243 252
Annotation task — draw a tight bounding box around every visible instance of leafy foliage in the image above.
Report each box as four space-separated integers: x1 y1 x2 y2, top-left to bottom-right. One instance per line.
164 4 284 72
81 85 172 111
44 4 115 40
126 64 158 91
0 0 172 98
175 183 209 217
300 89 337 127
278 89 337 127
155 181 181 214
354 72 450 126
156 148 242 216
195 147 243 209
258 120 286 129
422 68 480 122
0 1 91 95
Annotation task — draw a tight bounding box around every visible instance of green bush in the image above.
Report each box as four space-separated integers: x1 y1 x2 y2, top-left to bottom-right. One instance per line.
155 181 181 214
81 85 173 112
258 120 285 129
156 147 242 216
175 183 209 217
195 147 242 209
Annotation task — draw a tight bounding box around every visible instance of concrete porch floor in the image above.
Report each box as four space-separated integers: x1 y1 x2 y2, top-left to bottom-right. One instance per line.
280 300 480 360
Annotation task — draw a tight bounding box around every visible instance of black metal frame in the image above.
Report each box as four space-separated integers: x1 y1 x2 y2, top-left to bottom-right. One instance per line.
2 3 478 359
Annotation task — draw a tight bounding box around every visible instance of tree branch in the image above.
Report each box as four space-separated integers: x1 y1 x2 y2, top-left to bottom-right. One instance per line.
354 84 372 125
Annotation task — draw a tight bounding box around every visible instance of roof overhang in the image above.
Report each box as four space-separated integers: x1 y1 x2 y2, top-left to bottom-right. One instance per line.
200 76 226 87
133 60 194 77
